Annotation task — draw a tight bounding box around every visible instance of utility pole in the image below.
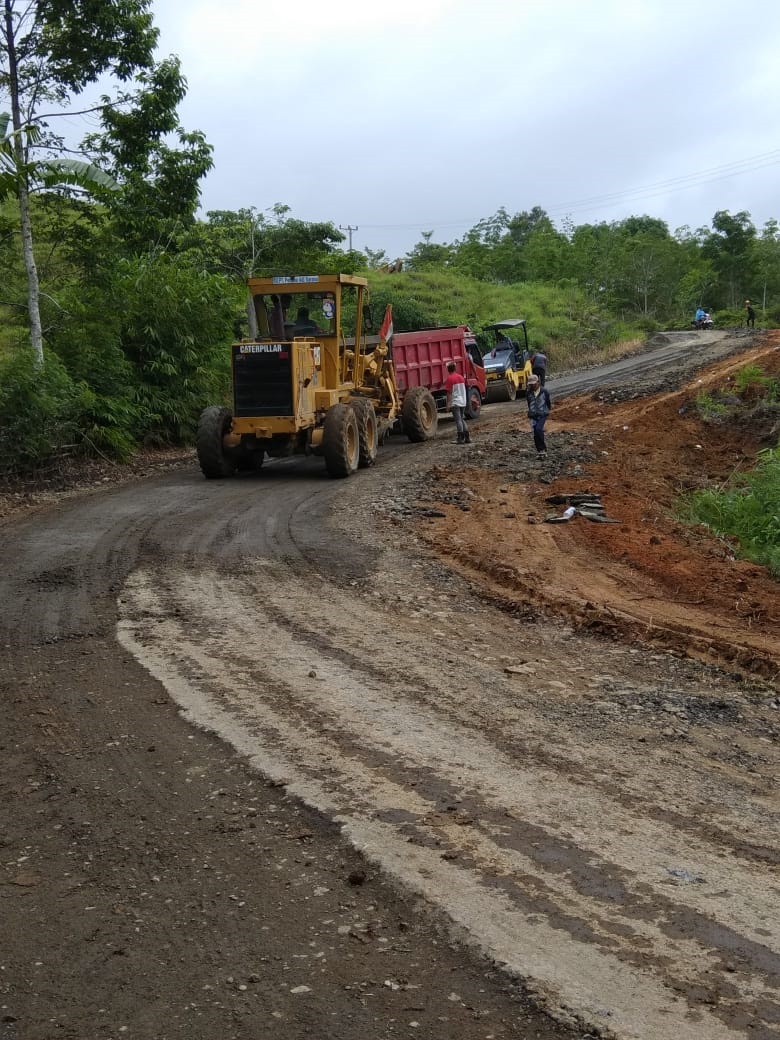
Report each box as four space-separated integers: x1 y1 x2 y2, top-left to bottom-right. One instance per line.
339 224 358 250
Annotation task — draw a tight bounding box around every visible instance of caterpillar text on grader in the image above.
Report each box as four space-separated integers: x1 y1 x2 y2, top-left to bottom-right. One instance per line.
196 274 438 479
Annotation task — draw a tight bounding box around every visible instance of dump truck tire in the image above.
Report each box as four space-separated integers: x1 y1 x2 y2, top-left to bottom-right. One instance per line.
465 385 482 420
196 405 237 479
402 387 438 442
323 403 360 477
350 397 379 467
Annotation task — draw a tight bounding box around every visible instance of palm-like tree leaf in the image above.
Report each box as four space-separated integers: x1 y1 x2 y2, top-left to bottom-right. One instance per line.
41 159 118 191
0 114 117 197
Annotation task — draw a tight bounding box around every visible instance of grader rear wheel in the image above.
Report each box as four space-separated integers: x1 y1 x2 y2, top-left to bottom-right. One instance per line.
322 403 360 477
350 397 379 467
196 405 237 479
401 386 438 442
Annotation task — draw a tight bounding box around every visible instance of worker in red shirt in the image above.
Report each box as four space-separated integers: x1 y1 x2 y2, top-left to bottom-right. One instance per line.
444 361 471 444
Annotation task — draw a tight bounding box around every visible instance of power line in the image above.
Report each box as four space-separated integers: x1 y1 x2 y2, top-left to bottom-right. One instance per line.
356 147 780 233
545 149 780 217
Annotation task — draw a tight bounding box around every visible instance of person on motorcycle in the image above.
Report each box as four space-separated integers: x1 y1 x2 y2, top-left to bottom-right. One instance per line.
694 307 712 330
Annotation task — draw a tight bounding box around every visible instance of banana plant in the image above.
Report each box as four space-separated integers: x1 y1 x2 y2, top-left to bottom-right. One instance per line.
1 110 117 362
0 111 116 196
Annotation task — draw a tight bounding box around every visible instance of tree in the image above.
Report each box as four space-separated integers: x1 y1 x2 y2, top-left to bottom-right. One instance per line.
404 230 454 271
701 210 757 308
751 219 780 313
364 246 388 270
451 208 558 284
0 110 119 350
523 223 570 283
0 0 160 360
569 222 618 303
451 211 510 281
609 218 678 317
84 56 213 253
182 206 347 279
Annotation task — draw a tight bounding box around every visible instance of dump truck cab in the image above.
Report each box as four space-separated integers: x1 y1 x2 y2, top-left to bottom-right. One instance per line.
482 319 532 401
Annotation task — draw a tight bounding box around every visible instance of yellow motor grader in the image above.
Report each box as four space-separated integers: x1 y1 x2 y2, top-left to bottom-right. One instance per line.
196 274 438 478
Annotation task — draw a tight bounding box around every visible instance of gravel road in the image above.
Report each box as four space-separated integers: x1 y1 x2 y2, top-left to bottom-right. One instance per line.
1 328 777 1040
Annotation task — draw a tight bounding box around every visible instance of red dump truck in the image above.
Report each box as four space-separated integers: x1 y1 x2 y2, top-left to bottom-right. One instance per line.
391 325 487 419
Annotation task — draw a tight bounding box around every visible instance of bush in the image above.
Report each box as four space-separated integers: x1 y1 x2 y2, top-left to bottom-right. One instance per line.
0 349 89 476
112 255 236 443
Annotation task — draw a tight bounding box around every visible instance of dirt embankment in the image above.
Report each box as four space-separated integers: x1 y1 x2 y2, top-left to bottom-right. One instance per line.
405 332 780 683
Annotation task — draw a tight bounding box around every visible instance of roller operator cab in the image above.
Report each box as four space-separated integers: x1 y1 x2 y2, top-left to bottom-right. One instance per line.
196 274 437 480
482 319 533 402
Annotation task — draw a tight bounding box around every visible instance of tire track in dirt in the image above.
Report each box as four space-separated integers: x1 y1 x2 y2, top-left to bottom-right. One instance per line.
118 563 780 1040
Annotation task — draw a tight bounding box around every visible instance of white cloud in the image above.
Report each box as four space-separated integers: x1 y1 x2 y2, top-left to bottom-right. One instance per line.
149 0 780 257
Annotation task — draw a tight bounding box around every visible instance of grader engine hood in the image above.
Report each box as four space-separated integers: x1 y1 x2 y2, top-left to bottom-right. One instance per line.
232 339 321 430
232 341 294 417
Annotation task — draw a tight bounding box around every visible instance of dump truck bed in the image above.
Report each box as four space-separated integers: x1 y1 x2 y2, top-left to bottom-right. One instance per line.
392 326 485 399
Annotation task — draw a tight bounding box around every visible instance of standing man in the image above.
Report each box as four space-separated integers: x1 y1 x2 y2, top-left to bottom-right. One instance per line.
530 349 548 386
444 361 470 444
745 300 756 328
526 373 552 455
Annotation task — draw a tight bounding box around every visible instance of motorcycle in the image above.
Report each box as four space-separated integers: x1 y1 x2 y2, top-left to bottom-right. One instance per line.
692 313 714 330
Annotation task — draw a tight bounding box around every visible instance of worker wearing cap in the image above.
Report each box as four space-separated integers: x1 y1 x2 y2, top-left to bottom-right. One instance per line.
526 373 552 456
530 349 548 386
745 300 756 328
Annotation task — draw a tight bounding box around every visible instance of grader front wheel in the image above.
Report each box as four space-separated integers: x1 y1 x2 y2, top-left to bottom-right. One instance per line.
323 403 360 477
196 405 237 479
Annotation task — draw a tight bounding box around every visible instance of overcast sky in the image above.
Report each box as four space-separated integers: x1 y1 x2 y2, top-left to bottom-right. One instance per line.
150 0 780 260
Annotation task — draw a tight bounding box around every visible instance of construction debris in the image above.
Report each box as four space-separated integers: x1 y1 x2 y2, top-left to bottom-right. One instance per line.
543 492 621 524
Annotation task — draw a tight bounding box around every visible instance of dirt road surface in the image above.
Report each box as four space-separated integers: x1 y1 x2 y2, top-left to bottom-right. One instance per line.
1 328 778 1040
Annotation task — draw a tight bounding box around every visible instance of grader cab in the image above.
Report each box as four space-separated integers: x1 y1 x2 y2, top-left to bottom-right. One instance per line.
196 274 437 479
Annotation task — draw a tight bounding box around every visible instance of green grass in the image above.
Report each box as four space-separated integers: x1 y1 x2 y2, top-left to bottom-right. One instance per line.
694 392 732 422
365 268 649 371
679 447 780 576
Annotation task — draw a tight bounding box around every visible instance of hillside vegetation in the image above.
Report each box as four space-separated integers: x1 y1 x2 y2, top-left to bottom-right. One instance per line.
2 3 779 482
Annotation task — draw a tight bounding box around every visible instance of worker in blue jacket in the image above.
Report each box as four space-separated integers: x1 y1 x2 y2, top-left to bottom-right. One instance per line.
526 373 552 455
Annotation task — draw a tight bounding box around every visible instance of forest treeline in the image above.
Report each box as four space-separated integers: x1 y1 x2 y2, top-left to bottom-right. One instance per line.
2 0 779 477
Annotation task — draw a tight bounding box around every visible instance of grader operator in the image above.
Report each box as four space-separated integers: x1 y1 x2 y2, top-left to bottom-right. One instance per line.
196 274 437 479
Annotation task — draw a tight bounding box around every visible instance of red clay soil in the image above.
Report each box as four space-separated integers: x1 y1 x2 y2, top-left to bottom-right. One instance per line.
415 334 780 681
